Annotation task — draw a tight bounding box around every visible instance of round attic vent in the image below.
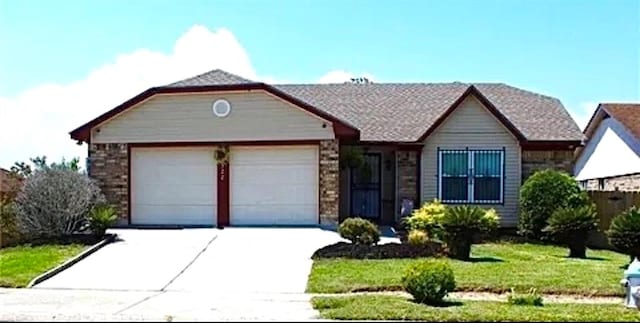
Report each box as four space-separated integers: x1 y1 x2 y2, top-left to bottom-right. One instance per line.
212 99 231 118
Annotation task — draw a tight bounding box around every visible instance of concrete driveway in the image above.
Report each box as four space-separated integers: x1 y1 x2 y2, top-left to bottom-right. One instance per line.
165 227 347 293
35 228 218 291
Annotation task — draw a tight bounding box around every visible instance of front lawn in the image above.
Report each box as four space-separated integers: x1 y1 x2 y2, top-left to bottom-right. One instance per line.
307 243 628 296
0 244 86 287
312 295 639 321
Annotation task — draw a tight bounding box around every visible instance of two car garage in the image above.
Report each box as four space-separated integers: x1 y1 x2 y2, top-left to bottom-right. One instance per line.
130 145 319 227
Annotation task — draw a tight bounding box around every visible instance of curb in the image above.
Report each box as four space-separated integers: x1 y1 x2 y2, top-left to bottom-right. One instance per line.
27 233 118 288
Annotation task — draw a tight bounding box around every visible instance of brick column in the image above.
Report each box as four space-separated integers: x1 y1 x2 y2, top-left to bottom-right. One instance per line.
397 150 418 205
521 150 574 181
88 143 129 224
319 140 339 226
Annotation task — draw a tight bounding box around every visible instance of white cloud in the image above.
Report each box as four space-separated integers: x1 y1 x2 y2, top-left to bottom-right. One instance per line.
1 25 260 168
0 25 374 169
317 70 376 84
569 101 599 131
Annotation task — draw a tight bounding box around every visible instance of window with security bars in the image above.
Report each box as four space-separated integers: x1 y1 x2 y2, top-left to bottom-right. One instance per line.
438 149 504 204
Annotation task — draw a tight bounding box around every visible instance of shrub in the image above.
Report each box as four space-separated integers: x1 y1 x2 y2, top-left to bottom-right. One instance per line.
401 260 456 304
507 288 544 306
543 205 598 258
607 206 640 262
338 217 380 245
15 168 104 239
439 206 500 260
408 230 429 246
407 199 446 236
518 169 590 240
88 204 117 237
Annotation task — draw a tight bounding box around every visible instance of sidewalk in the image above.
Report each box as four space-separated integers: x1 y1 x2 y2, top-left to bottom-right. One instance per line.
0 288 324 322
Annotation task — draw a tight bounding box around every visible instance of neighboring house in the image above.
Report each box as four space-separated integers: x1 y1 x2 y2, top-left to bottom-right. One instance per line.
0 168 21 200
69 69 582 228
575 103 640 191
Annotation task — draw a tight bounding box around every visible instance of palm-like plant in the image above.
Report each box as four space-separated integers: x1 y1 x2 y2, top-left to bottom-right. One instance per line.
607 206 640 262
543 205 598 258
440 206 499 260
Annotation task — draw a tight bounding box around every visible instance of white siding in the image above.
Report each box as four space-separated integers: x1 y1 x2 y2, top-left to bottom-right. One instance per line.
421 96 522 227
575 117 640 181
91 91 335 143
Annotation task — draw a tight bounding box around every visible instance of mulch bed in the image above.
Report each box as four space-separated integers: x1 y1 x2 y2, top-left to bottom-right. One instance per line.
312 241 447 259
24 234 106 247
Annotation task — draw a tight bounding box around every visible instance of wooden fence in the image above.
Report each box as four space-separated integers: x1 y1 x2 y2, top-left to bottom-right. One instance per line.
587 190 640 249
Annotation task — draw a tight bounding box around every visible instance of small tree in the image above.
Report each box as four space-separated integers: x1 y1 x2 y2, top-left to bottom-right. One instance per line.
518 169 589 240
15 168 104 239
543 205 599 258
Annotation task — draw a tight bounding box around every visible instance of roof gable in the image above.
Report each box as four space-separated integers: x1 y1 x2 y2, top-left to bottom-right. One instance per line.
416 85 526 142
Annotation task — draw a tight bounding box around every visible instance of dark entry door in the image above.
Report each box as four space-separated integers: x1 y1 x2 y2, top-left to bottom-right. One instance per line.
350 153 381 220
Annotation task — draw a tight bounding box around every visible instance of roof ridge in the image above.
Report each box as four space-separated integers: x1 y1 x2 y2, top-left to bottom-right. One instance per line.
165 69 255 87
274 81 505 86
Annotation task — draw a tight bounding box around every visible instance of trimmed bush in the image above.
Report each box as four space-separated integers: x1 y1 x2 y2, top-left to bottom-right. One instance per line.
439 206 500 260
543 205 598 258
607 206 640 262
518 169 590 240
507 288 544 306
408 230 429 246
15 168 104 239
401 260 456 304
88 204 117 237
338 217 380 245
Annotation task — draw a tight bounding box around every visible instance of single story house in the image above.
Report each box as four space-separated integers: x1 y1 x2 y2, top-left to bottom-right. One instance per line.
70 69 582 228
575 103 640 191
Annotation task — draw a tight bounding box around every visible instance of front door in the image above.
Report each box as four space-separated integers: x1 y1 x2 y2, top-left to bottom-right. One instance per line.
350 153 381 221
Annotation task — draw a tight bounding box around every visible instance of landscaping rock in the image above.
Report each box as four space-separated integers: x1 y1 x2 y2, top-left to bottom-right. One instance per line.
311 241 446 259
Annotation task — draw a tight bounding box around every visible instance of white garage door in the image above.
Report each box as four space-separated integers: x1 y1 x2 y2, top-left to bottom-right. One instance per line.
131 147 217 226
230 146 318 226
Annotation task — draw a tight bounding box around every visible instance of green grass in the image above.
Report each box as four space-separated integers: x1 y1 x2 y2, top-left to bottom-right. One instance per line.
0 244 86 287
307 243 628 296
312 295 640 321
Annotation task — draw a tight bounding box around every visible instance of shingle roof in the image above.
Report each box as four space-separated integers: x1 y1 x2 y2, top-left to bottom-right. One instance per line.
167 69 256 87
601 103 640 140
273 83 583 142
161 69 583 142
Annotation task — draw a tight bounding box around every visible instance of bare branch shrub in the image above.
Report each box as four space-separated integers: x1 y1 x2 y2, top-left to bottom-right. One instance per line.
15 168 104 239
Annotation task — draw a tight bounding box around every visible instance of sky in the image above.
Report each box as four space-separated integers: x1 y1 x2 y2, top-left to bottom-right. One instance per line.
0 0 638 169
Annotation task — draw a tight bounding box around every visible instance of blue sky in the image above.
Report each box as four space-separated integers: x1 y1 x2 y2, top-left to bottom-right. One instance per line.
0 0 638 167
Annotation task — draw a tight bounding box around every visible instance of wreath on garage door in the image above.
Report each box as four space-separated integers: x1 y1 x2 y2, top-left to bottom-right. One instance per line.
214 145 230 165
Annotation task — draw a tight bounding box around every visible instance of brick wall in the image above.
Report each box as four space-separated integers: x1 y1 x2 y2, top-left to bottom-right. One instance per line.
397 150 418 205
88 143 128 224
319 140 339 226
521 150 574 181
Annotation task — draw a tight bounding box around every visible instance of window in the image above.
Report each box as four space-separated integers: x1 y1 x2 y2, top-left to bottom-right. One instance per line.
438 149 504 204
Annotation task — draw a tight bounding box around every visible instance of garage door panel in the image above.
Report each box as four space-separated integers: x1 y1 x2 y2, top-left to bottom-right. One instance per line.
230 205 318 226
232 183 316 205
230 146 318 226
131 147 217 226
132 205 215 226
231 165 315 185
